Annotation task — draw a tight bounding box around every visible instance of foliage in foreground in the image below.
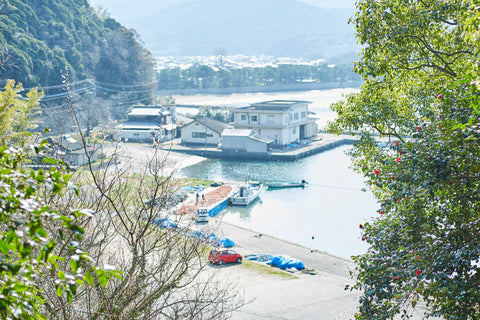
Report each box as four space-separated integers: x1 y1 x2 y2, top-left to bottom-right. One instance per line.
0 78 244 319
329 0 480 318
0 142 117 320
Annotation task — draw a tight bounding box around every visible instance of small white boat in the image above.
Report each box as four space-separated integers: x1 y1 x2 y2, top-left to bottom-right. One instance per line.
266 180 308 189
230 181 263 206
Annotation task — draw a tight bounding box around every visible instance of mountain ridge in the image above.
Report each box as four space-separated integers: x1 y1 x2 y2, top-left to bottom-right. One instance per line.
109 0 358 60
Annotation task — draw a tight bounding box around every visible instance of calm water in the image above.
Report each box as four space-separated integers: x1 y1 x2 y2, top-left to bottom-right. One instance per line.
178 146 378 259
176 88 378 259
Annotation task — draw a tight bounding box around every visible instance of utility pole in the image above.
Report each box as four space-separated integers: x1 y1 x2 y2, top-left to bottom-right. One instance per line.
204 120 207 151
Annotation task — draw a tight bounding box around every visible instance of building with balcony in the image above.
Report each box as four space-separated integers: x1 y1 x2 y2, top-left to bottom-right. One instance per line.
231 100 317 146
120 105 177 143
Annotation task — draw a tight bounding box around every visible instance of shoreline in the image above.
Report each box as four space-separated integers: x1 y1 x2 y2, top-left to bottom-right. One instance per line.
217 220 355 279
158 81 363 96
212 218 361 320
115 143 432 319
213 219 432 320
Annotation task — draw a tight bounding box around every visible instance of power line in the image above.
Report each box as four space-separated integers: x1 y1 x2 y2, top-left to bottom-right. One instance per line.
40 85 94 101
307 183 366 192
95 85 154 94
22 79 93 92
95 80 156 88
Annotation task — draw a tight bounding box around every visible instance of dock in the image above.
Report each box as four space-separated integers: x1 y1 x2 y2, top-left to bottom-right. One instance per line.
175 185 234 217
158 133 356 161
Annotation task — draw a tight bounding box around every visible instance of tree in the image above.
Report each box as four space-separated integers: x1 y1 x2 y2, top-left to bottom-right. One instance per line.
0 84 116 319
35 79 245 319
328 0 480 318
40 143 244 319
0 79 41 144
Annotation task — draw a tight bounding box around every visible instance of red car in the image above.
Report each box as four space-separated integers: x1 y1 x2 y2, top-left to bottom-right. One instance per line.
208 249 242 265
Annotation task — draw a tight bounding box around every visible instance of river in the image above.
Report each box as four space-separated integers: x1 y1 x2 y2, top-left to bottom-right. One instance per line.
175 88 378 260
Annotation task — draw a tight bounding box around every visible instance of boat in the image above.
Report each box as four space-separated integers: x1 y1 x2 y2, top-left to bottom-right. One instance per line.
266 180 308 189
230 181 263 206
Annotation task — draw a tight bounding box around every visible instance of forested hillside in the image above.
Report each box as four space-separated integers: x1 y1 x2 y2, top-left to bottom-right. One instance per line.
157 63 360 91
0 0 153 88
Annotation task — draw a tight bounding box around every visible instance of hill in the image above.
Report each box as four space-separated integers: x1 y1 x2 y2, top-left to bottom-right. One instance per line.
93 0 358 61
0 0 154 88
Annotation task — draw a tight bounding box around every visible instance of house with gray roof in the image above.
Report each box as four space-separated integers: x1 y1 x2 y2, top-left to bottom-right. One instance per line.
231 100 317 146
180 117 232 146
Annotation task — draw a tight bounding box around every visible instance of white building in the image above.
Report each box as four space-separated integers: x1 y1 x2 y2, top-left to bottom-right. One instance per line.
231 100 317 146
181 117 232 146
221 128 273 153
120 105 177 143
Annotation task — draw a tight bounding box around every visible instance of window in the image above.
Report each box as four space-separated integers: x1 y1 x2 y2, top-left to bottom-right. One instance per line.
301 111 306 118
251 115 258 122
292 127 297 134
192 132 206 138
241 114 247 121
267 115 275 124
294 113 299 120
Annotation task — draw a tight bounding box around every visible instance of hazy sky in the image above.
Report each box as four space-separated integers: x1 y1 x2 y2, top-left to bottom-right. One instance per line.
89 0 356 9
89 0 357 18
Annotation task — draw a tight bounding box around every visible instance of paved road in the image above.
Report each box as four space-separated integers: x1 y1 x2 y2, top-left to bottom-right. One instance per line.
212 221 434 320
210 221 359 320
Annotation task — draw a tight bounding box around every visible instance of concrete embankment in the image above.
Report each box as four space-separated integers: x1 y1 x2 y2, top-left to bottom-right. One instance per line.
160 134 356 161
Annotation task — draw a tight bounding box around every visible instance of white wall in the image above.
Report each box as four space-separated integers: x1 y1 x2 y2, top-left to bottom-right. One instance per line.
181 122 220 145
222 136 268 153
120 129 155 142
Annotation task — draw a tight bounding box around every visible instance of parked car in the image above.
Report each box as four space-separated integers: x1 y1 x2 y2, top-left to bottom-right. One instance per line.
208 249 242 265
196 208 209 223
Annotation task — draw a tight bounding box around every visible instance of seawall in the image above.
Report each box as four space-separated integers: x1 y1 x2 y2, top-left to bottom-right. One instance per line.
161 135 356 161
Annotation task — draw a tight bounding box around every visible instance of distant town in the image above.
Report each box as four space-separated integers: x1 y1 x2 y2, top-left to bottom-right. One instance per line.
155 55 334 71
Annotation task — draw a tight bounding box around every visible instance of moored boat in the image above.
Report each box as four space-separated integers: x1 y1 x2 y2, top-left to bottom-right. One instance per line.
266 180 308 189
230 181 263 206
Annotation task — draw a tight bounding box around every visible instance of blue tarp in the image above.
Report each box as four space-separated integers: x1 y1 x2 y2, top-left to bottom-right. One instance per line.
218 236 235 248
191 231 207 240
181 185 204 192
246 254 273 262
152 218 177 229
160 219 176 229
268 255 305 270
206 234 235 248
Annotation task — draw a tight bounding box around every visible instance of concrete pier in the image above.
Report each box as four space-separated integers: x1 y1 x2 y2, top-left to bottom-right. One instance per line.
158 134 356 161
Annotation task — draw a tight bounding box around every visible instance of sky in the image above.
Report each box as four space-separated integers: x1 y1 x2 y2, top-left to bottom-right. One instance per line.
89 0 356 9
88 0 357 23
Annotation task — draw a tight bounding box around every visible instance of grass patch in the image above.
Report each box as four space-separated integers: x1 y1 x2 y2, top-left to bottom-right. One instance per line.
178 177 215 188
240 260 299 279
